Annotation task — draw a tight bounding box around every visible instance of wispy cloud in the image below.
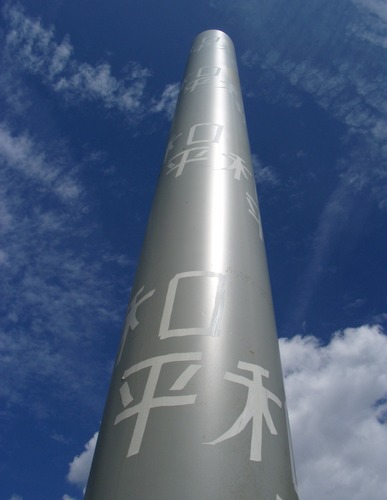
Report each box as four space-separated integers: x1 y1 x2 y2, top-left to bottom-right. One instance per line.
0 1 180 424
2 2 177 121
150 82 180 119
354 0 387 22
286 179 356 332
67 432 98 491
351 0 387 48
280 324 387 500
0 123 81 202
238 1 387 207
251 153 279 186
0 118 127 418
218 0 387 328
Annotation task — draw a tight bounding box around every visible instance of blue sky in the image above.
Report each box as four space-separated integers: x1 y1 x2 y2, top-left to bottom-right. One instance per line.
0 1 386 499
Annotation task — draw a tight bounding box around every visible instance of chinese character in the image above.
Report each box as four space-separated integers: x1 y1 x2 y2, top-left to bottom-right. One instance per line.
205 361 282 461
115 353 202 457
116 285 155 365
217 80 239 99
191 35 221 53
165 123 223 177
182 67 222 93
187 123 223 145
164 132 182 163
183 76 212 93
158 271 225 339
216 80 243 114
222 152 251 180
166 147 209 177
246 192 263 241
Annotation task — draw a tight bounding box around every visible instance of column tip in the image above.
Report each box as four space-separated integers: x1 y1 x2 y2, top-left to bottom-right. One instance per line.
197 28 231 38
198 29 230 37
192 29 234 49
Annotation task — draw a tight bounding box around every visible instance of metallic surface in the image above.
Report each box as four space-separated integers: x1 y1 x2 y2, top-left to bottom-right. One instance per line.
85 30 298 500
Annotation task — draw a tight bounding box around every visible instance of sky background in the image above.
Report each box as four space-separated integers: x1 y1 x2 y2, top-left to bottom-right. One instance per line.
0 1 386 499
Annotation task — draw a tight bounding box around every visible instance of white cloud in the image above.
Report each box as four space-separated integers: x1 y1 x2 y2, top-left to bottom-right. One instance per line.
352 0 387 23
150 82 180 119
280 324 387 500
2 2 176 121
0 3 159 424
0 119 127 415
7 496 23 500
252 153 279 186
62 495 78 500
0 123 81 202
67 432 98 490
350 0 387 49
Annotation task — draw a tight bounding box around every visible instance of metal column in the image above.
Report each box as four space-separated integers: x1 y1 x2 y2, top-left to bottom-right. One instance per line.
85 29 298 500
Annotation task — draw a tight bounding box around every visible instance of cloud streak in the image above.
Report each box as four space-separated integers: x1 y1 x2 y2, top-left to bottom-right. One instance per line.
150 82 180 119
0 123 81 202
351 0 387 48
252 153 279 187
217 0 387 329
0 2 180 423
2 2 177 120
0 118 127 419
239 1 387 205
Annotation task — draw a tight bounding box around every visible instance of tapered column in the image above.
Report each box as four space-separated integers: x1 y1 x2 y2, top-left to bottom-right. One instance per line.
85 30 298 500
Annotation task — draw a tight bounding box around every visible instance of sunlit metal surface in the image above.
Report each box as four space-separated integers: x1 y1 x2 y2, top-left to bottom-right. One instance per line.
86 30 298 500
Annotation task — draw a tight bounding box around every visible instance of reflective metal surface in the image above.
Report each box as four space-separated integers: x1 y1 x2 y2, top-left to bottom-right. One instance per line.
85 30 298 500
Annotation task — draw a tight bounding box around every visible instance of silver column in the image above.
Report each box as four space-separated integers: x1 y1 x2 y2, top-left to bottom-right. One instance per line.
85 29 298 500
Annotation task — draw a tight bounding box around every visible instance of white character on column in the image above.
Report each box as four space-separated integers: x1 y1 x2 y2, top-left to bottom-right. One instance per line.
246 191 263 241
115 352 202 457
116 285 155 365
222 152 251 180
165 123 223 178
205 361 282 461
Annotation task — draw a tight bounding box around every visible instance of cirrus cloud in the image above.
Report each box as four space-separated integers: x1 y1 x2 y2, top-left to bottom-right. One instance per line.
2 2 177 121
